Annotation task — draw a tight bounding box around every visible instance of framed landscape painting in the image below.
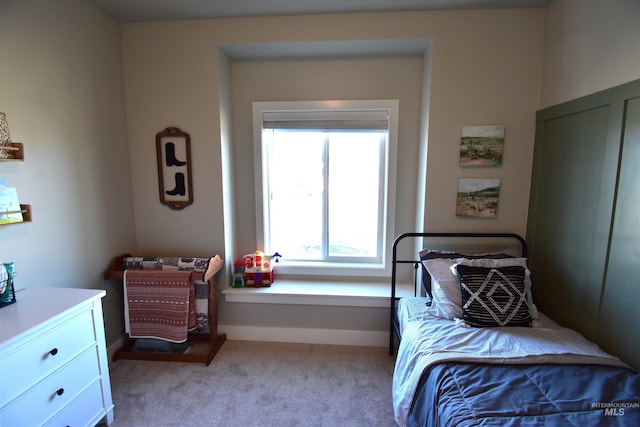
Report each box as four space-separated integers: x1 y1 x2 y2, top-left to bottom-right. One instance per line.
459 125 505 167
456 178 500 218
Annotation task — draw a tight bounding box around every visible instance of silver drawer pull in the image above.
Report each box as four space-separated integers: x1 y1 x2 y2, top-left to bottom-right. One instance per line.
56 388 64 396
49 348 58 356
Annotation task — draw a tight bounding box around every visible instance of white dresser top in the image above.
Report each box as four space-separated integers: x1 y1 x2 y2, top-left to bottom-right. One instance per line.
0 287 106 349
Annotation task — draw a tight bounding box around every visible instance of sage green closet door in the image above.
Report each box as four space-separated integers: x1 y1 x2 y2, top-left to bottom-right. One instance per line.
599 95 640 370
528 103 619 340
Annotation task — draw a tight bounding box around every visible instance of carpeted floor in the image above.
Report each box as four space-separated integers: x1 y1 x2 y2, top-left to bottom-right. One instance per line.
108 340 397 427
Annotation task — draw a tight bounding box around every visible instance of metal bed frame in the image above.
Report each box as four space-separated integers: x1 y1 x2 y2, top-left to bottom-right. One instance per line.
389 232 528 355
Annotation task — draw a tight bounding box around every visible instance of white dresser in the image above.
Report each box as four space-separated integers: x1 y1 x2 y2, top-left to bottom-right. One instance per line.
0 287 114 426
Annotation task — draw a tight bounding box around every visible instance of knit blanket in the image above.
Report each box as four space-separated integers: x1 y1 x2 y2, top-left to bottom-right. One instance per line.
122 256 210 272
123 257 210 330
124 270 195 343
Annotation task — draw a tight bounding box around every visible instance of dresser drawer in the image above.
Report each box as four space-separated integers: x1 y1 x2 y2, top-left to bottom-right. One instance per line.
0 346 101 426
43 380 105 427
0 309 96 406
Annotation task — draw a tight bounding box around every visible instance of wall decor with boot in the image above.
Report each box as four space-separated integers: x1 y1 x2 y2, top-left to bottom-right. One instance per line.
155 126 193 210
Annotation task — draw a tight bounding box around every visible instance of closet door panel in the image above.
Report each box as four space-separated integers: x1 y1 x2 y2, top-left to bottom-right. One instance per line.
528 106 618 339
599 95 640 369
528 79 640 368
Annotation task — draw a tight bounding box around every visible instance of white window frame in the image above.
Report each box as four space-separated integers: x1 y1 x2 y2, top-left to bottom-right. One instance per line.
252 100 398 278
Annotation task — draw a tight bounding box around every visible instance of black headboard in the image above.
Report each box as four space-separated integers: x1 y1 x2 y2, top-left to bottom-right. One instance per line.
389 232 527 354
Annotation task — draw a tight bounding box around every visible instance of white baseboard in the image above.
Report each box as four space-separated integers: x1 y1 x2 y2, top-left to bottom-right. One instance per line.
107 326 387 361
219 324 388 347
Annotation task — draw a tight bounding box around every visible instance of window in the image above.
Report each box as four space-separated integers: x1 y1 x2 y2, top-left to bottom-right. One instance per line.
253 100 398 277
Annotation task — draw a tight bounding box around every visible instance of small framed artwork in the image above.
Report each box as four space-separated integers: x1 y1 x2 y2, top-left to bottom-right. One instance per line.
156 126 193 210
459 125 505 167
456 178 500 218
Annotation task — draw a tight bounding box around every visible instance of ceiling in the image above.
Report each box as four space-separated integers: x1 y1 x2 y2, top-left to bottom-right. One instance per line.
88 0 552 23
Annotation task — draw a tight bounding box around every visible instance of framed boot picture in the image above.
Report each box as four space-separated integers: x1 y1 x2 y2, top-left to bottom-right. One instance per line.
156 126 193 210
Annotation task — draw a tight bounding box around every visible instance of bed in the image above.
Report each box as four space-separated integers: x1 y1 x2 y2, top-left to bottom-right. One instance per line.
389 232 640 427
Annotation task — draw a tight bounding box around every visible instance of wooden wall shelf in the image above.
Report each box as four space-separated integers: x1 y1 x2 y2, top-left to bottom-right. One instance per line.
0 142 24 161
0 142 31 226
20 204 32 222
0 204 31 226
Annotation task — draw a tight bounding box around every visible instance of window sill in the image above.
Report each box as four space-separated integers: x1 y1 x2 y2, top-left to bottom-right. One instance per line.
222 279 414 308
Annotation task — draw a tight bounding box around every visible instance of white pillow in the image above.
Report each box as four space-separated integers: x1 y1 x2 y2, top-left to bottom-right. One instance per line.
422 257 537 320
450 257 530 273
422 258 463 320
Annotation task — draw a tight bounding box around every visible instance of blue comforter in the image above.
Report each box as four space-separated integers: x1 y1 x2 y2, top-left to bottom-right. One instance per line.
407 362 640 427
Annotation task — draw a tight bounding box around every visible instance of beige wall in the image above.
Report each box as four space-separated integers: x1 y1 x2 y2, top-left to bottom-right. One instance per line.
0 0 546 349
122 8 545 258
540 0 640 108
3 0 639 347
422 12 544 232
0 0 135 345
121 10 545 332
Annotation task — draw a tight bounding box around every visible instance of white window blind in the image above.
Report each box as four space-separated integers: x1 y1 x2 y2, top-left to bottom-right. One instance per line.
262 110 390 131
